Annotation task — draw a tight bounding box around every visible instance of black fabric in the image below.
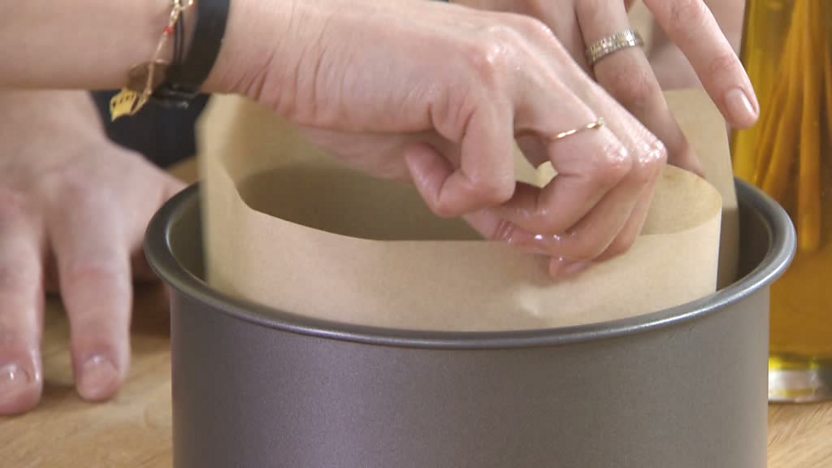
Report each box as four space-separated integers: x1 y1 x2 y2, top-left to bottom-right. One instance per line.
92 91 209 168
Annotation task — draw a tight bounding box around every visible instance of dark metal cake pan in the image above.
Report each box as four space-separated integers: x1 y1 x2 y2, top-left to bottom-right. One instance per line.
146 180 794 468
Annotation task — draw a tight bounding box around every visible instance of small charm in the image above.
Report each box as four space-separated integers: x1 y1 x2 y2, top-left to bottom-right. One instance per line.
109 61 170 121
109 89 143 121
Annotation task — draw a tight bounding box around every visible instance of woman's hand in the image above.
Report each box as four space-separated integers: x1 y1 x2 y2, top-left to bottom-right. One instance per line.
454 0 757 173
0 91 184 415
210 0 669 274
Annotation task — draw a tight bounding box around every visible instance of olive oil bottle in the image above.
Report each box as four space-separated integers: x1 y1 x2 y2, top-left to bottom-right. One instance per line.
733 0 832 402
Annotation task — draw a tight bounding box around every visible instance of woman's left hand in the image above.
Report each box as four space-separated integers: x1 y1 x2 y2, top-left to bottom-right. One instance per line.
0 90 185 414
455 0 758 174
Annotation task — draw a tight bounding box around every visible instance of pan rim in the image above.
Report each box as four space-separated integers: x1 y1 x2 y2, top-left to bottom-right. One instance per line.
145 179 795 350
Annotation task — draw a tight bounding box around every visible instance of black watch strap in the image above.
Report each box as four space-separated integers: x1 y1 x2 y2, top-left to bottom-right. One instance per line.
154 0 230 107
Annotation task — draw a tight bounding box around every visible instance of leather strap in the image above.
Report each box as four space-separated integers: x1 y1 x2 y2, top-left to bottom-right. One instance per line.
154 0 230 107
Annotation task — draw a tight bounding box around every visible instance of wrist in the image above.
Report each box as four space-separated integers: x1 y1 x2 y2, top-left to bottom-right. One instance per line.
203 0 329 122
202 0 285 95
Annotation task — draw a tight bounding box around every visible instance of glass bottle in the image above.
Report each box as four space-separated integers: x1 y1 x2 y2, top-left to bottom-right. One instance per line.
733 0 832 402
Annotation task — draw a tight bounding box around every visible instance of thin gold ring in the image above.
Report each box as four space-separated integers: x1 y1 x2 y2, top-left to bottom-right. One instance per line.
585 29 644 66
551 117 606 141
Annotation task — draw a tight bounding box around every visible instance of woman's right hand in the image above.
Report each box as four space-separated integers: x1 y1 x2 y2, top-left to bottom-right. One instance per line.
208 0 668 275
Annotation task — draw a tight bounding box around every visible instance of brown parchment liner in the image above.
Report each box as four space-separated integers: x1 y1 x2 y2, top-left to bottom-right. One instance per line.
198 90 735 331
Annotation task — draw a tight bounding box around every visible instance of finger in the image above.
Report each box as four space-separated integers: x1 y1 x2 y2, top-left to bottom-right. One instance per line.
49 199 131 402
165 177 186 199
462 208 516 243
505 16 664 260
465 149 659 280
643 0 759 128
595 159 661 260
510 153 659 264
0 202 43 414
504 33 644 236
547 167 659 277
500 99 667 263
131 178 185 283
465 141 661 273
130 251 157 284
496 126 632 236
406 105 515 218
516 135 548 167
576 0 703 174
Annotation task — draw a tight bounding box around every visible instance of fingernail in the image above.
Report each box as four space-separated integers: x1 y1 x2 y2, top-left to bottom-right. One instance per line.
562 261 592 276
0 363 31 396
725 88 758 125
549 257 592 278
78 355 119 401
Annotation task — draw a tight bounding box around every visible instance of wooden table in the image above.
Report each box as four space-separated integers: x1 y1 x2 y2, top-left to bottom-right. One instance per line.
1 161 831 467
0 290 174 468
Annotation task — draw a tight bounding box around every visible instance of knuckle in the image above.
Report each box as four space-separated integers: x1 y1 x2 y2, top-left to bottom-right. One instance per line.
510 14 555 44
525 205 555 233
470 175 515 206
641 138 669 168
707 52 742 77
537 214 565 235
466 26 518 86
57 172 99 205
628 138 667 185
61 259 127 290
0 188 29 222
432 177 509 218
651 139 669 164
38 164 106 212
576 0 605 23
430 199 460 219
603 65 660 112
667 0 707 35
0 263 38 293
589 143 633 187
69 318 120 343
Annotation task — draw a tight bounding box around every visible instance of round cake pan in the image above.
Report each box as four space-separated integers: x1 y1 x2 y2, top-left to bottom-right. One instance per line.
146 180 794 468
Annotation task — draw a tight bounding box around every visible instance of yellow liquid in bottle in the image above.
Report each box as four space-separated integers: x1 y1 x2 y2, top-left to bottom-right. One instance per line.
733 0 832 401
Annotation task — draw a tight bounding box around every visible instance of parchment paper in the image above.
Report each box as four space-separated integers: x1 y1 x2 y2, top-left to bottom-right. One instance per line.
198 90 733 331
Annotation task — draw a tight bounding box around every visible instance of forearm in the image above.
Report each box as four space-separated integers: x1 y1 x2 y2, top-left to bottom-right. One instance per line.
0 0 175 89
0 0 277 94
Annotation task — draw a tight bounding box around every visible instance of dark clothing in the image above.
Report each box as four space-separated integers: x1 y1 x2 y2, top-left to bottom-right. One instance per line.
92 92 209 168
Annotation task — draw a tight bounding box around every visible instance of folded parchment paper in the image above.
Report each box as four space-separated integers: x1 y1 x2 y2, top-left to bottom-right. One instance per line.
199 90 733 331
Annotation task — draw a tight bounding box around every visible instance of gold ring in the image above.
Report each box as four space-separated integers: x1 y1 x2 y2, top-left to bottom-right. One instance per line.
552 117 606 141
585 29 644 66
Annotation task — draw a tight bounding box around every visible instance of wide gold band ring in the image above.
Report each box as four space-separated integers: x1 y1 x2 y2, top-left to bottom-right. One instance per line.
585 29 644 67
